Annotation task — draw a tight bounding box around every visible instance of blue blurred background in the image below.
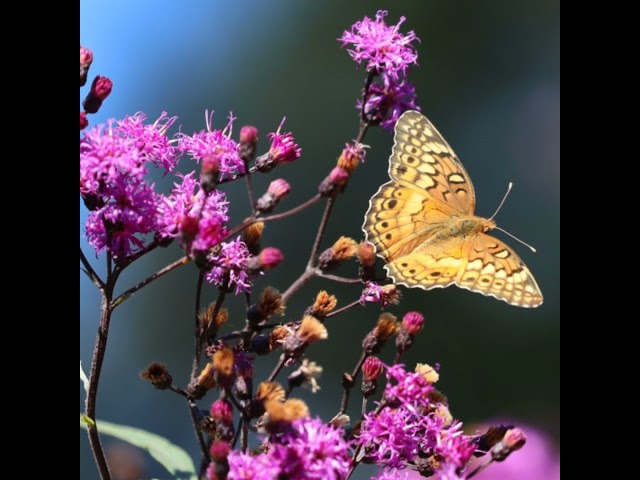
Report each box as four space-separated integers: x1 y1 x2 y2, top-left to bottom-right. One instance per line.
80 1 559 478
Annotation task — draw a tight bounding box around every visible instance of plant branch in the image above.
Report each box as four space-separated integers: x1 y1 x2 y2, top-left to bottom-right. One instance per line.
80 248 105 290
111 256 191 309
340 351 367 415
267 354 287 382
282 267 317 305
307 196 335 269
325 299 362 319
317 273 362 284
223 194 322 241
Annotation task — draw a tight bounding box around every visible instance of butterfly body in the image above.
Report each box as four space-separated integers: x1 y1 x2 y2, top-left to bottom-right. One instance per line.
363 110 543 308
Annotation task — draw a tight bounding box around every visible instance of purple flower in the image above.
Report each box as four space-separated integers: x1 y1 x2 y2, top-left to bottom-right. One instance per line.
339 10 419 78
359 73 419 130
287 417 351 479
156 172 229 252
267 118 301 165
227 451 281 480
85 181 159 257
384 363 433 409
81 121 162 256
359 281 401 308
359 405 422 469
80 122 146 197
177 111 245 179
435 422 476 469
206 237 252 294
226 417 350 480
116 112 180 173
357 364 476 473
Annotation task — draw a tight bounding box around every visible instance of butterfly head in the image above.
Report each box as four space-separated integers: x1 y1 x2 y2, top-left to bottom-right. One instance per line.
481 218 497 233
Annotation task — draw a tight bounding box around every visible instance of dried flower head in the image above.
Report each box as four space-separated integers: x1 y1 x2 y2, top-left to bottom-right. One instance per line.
307 290 338 318
317 236 358 271
269 325 294 351
212 348 235 377
242 220 264 254
330 413 351 429
361 313 400 355
139 362 172 390
255 381 286 404
264 398 309 426
337 142 367 172
415 363 439 384
297 315 329 344
288 359 323 393
195 363 217 390
258 287 286 318
358 241 376 268
374 313 400 341
198 306 229 337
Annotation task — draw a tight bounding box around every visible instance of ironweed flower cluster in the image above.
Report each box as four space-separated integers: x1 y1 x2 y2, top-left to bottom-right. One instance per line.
81 10 532 480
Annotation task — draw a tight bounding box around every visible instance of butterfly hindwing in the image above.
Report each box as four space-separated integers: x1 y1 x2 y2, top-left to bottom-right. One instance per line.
363 182 453 260
457 233 543 307
385 245 467 290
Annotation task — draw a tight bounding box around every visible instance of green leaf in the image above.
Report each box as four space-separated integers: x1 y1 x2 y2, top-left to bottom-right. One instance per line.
80 361 90 393
80 419 196 479
80 414 95 426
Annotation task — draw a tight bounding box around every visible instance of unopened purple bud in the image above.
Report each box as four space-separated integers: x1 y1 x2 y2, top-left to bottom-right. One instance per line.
267 179 290 199
402 311 424 335
80 112 88 130
362 356 383 381
239 125 259 144
80 46 93 86
210 399 234 424
83 76 113 114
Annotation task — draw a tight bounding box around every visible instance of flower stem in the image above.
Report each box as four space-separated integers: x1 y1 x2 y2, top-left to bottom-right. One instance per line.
325 299 362 319
340 351 367 415
267 354 287 382
282 267 317 305
317 273 362 284
307 196 335 269
84 290 114 480
80 247 105 290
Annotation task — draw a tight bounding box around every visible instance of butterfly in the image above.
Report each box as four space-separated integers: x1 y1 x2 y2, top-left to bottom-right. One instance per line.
362 110 543 308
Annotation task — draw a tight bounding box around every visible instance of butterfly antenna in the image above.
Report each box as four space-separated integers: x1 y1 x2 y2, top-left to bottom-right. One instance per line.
489 182 513 221
494 226 537 253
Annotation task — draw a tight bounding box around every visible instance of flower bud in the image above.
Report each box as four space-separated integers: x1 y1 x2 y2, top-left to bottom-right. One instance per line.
83 76 113 114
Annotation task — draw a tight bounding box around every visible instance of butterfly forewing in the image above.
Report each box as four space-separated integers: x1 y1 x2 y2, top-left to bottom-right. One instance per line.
390 110 476 214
